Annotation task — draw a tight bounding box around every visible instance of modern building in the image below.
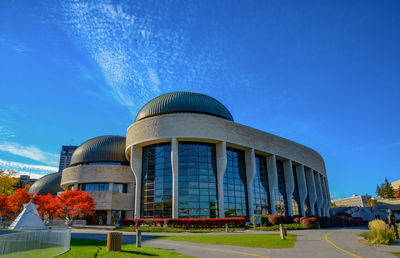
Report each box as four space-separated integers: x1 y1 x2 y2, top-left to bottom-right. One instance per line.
34 92 331 223
58 145 78 173
19 175 37 188
331 194 371 207
61 135 134 224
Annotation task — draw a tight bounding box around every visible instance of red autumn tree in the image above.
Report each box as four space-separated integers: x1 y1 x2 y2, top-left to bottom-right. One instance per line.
0 193 12 220
8 188 31 215
56 190 95 225
394 186 400 198
34 193 62 219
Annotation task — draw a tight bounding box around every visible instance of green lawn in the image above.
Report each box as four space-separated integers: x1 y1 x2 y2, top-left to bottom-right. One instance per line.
57 238 193 257
152 234 296 248
391 252 400 257
2 247 64 258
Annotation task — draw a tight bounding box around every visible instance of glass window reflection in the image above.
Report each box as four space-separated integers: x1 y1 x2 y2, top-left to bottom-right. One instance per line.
223 148 248 218
252 155 270 215
142 143 172 218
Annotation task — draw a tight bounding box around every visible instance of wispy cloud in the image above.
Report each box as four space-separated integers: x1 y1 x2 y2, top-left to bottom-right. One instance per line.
0 142 59 166
0 159 58 176
47 1 243 112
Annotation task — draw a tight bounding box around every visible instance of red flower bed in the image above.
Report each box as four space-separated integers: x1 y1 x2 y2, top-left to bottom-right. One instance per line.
300 217 319 229
120 217 246 228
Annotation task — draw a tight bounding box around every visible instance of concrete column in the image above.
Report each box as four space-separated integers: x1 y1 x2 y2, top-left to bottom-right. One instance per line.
245 148 256 220
295 165 307 216
109 182 114 192
266 155 278 214
107 210 112 224
73 183 78 190
324 177 331 216
283 160 295 216
216 141 227 218
314 172 323 216
171 138 179 218
305 167 317 215
130 146 143 219
319 175 327 216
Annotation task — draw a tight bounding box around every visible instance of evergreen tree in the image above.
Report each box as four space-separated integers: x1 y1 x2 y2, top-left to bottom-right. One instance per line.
376 178 395 199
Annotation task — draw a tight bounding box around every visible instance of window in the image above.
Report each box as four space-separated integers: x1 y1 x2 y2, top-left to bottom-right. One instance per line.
252 155 270 215
291 165 301 216
78 183 109 191
273 160 288 216
223 148 248 218
113 183 128 193
141 143 172 218
178 142 218 218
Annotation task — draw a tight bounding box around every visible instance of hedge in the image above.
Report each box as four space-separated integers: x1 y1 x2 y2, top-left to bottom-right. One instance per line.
268 215 286 225
120 217 246 228
301 217 320 229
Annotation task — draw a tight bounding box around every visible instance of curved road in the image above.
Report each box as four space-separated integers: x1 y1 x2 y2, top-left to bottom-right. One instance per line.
71 228 399 258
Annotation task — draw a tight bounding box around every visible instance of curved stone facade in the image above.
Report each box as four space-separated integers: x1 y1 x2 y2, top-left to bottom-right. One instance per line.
125 112 330 219
61 165 134 224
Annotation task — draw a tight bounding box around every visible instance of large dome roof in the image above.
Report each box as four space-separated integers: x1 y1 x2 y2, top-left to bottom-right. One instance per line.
135 92 234 122
29 172 63 196
70 135 128 166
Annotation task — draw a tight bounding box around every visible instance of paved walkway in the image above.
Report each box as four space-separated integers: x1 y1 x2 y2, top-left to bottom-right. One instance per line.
71 227 400 258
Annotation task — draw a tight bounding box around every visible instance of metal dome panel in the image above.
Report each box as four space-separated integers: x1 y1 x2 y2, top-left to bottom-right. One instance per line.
135 92 234 122
70 135 128 166
28 172 63 195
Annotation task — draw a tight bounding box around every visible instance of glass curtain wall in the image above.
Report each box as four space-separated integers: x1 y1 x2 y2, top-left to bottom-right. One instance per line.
252 155 270 215
178 142 218 218
142 143 172 218
291 165 301 216
224 148 248 218
273 160 288 216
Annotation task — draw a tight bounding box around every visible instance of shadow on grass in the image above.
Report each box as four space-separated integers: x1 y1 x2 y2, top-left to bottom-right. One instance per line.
120 250 157 256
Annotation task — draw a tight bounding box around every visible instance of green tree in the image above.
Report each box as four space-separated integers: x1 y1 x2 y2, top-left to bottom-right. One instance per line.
376 178 395 199
0 170 19 195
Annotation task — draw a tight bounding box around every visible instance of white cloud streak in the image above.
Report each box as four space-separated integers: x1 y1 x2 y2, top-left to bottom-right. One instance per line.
0 142 59 166
0 159 58 176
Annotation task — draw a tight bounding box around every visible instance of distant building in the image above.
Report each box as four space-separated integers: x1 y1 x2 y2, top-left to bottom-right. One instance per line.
19 175 37 188
58 145 78 173
332 194 371 207
392 179 400 191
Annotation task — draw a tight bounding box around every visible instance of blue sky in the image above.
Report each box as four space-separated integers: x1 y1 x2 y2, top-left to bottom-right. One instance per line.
0 0 399 198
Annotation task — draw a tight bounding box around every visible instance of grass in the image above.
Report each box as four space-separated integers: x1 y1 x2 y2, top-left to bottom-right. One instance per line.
2 247 64 258
391 252 400 257
364 220 395 245
151 234 297 248
57 238 193 257
116 225 246 233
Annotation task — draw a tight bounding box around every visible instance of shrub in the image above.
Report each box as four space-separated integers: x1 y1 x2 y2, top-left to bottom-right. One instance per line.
301 217 319 229
268 215 286 225
319 216 332 228
121 217 246 228
285 216 294 224
367 220 395 245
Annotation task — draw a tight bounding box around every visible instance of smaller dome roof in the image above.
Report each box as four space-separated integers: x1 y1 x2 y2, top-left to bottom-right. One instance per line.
29 172 63 195
135 92 234 122
70 135 128 166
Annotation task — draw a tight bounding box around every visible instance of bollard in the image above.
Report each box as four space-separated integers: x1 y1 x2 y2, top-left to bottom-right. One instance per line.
225 223 228 232
136 229 142 248
106 232 122 251
279 224 285 240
